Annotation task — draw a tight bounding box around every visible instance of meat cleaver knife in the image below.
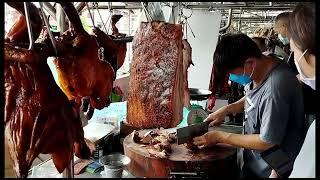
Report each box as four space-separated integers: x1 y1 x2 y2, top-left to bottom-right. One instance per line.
176 121 210 145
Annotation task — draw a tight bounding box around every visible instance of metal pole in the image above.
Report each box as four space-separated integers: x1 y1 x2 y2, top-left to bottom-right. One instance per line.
128 10 131 63
24 2 34 50
62 156 74 178
141 2 153 22
219 9 232 32
94 3 108 32
75 2 86 13
85 4 294 11
61 144 74 178
42 2 56 20
85 2 95 27
171 2 175 23
56 3 67 35
39 2 57 56
238 8 242 32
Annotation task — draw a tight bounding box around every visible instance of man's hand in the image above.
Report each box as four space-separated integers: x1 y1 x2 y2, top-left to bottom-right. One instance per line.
205 106 229 127
193 131 226 149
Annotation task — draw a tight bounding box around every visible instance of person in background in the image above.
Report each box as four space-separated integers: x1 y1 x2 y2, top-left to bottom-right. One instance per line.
252 37 268 53
269 2 316 178
251 27 273 56
274 10 317 127
274 12 291 47
273 12 292 62
193 33 306 178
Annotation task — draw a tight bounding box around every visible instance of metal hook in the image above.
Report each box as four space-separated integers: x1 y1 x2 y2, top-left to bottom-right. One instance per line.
39 2 57 55
181 6 193 19
169 2 175 23
141 2 153 22
184 20 188 39
105 13 112 34
108 2 112 12
85 2 95 28
93 2 108 33
186 19 195 38
106 2 113 34
24 2 34 50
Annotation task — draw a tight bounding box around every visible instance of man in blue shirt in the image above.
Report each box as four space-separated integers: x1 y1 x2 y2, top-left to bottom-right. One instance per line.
193 34 306 178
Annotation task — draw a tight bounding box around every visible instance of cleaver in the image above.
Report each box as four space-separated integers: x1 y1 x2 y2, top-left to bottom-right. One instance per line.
176 121 210 145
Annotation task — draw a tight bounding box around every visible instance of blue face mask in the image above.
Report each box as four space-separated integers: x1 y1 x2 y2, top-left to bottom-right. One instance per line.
229 64 255 86
229 74 252 86
278 34 289 45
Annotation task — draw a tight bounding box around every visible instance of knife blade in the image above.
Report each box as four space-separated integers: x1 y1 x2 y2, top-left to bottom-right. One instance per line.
176 121 210 145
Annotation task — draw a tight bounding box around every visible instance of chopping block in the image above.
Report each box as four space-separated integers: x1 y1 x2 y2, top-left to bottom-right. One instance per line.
123 128 239 178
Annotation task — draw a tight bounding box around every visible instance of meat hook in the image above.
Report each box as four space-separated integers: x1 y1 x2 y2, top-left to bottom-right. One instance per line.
93 2 108 33
141 2 153 22
23 2 34 50
39 2 58 55
85 2 95 28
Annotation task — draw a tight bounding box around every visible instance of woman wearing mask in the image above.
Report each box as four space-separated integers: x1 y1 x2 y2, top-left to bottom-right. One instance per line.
269 2 316 178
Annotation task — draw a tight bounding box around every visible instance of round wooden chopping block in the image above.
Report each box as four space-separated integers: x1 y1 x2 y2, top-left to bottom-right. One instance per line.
123 128 238 178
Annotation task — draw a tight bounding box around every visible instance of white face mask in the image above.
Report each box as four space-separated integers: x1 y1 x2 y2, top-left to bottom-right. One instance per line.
294 49 316 90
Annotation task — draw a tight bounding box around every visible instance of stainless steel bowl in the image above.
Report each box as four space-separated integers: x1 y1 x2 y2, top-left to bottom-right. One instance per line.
100 153 131 178
100 153 131 169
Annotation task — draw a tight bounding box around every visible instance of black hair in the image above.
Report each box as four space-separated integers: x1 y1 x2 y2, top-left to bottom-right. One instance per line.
213 33 262 74
252 37 267 52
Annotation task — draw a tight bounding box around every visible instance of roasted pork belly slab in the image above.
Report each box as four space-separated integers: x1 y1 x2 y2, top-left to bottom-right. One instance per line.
127 22 184 129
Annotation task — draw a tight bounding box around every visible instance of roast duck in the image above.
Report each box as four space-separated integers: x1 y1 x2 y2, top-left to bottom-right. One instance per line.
4 2 127 177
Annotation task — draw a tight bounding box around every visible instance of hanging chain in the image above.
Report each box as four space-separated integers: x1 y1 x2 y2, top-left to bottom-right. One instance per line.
98 45 104 61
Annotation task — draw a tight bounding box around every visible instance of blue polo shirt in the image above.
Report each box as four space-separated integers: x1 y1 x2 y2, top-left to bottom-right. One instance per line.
242 61 307 177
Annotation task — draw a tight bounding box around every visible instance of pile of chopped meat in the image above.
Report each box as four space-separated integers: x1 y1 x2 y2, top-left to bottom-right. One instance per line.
132 130 176 158
184 141 200 151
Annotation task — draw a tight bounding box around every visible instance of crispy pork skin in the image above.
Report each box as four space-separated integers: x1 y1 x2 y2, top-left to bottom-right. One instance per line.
182 39 193 108
127 22 184 128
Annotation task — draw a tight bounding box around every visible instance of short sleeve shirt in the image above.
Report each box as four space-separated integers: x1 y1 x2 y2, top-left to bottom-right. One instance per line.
242 61 307 177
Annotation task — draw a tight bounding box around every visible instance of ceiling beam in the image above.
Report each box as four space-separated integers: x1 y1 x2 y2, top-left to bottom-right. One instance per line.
85 4 295 11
